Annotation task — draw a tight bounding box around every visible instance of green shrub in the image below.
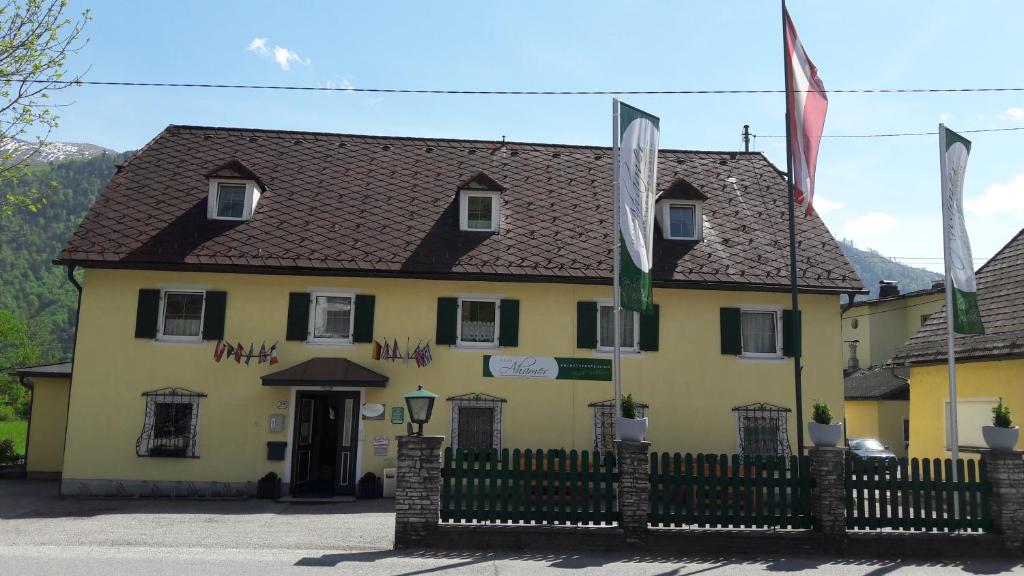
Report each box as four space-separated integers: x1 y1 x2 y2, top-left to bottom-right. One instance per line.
812 401 833 425
0 438 18 464
621 394 637 420
993 398 1013 429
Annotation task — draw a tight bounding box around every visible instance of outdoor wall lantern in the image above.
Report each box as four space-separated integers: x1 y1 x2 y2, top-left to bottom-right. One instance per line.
404 385 438 436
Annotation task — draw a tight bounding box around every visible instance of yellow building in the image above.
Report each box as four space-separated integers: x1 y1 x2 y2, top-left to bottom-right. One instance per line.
895 229 1024 459
47 126 862 497
843 366 909 458
13 363 72 479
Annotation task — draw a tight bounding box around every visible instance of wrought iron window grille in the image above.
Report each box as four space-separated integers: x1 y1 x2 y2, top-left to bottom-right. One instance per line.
589 398 649 453
136 388 206 458
732 402 792 458
448 393 505 451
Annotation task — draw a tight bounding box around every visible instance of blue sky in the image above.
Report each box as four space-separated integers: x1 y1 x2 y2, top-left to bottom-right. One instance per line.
47 0 1024 273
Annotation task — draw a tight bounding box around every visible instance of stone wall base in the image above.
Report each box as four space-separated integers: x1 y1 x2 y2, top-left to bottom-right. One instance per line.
60 478 255 498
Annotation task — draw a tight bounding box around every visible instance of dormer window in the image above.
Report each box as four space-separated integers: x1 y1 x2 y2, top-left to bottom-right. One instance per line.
215 183 247 219
656 178 706 241
457 171 504 233
205 160 265 222
461 192 499 232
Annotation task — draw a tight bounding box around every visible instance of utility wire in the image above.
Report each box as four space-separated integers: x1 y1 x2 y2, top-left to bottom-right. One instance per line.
17 78 1024 95
844 298 946 319
758 126 1024 139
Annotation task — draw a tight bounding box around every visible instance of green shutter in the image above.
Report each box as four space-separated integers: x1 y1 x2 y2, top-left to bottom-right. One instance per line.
352 294 376 343
135 289 161 339
436 297 458 345
201 291 227 341
639 304 660 351
576 301 598 349
720 307 742 355
783 309 802 357
498 299 519 347
286 292 310 341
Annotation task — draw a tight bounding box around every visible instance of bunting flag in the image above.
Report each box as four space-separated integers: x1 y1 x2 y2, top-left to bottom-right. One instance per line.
258 342 268 364
372 340 382 360
382 340 391 361
269 343 279 365
213 340 226 362
940 125 985 335
403 338 410 366
614 100 660 314
784 6 828 216
234 342 244 363
244 343 254 366
392 338 400 362
422 341 433 366
412 342 424 367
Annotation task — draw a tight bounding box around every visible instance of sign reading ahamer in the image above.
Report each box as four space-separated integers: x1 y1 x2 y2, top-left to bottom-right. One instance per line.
482 356 612 381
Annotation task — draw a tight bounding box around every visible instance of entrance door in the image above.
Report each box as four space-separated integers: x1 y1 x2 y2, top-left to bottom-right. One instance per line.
291 391 360 496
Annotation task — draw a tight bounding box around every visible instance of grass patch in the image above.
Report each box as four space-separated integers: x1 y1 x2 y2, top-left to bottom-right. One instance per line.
0 420 28 456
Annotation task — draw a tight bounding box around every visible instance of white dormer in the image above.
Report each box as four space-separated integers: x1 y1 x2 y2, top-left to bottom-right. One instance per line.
205 160 264 221
457 172 504 233
655 178 706 241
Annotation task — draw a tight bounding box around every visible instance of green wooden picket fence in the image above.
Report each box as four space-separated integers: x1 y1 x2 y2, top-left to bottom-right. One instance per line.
845 457 992 532
649 453 814 529
440 448 619 526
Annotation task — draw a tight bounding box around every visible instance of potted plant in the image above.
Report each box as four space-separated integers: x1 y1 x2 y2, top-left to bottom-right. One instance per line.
616 393 648 442
808 400 842 447
983 398 1020 452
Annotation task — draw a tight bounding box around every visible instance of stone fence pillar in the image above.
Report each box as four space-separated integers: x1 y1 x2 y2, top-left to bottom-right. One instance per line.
809 447 847 549
615 440 651 543
394 435 444 547
981 451 1024 552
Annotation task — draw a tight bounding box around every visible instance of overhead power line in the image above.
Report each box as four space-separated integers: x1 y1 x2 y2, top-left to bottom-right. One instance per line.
758 126 1024 139
17 78 1024 95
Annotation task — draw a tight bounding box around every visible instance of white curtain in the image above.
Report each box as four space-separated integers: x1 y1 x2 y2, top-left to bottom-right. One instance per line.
315 296 352 338
599 306 635 348
741 311 776 353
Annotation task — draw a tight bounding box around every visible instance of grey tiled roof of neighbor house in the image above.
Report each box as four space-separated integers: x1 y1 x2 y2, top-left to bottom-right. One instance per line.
57 125 862 293
11 362 73 379
844 366 909 400
893 228 1024 365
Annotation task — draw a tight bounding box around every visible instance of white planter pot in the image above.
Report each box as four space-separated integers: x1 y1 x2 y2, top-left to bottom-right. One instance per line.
808 422 842 447
616 416 649 443
983 426 1020 452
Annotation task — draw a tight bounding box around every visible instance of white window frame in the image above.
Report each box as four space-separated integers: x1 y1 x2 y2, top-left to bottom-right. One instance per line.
157 289 206 343
456 297 500 349
307 291 356 345
739 307 784 359
595 302 640 353
656 199 702 240
207 178 261 221
459 190 500 232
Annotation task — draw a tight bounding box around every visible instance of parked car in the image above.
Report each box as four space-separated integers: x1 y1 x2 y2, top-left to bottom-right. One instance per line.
847 437 896 460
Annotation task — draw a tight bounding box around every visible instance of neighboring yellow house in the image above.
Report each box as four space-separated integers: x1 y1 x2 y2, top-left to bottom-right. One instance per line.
841 282 943 455
45 126 862 497
13 363 72 479
894 229 1024 459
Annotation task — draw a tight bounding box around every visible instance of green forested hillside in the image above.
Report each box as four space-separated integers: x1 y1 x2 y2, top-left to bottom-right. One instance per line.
838 240 943 299
0 154 123 359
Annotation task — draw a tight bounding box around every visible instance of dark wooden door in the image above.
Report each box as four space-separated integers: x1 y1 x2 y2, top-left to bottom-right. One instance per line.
333 391 360 495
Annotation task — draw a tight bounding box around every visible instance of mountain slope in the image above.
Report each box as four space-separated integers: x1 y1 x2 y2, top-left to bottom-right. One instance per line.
0 153 125 358
1 137 117 166
839 240 942 299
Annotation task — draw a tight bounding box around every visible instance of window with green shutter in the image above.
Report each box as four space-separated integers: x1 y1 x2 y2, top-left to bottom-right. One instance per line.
720 307 742 355
286 292 311 341
639 304 659 351
782 309 801 357
135 289 161 339
498 299 519 347
201 291 227 341
435 297 458 345
353 295 376 343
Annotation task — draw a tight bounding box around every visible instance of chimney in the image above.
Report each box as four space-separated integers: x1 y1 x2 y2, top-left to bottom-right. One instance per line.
847 341 860 371
931 279 945 291
878 280 899 298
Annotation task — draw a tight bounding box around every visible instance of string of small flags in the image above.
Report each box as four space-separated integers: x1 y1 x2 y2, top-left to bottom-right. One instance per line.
213 340 279 366
372 337 433 367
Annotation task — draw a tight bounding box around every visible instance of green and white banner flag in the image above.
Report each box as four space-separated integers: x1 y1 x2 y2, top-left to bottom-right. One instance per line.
616 101 660 314
940 125 984 335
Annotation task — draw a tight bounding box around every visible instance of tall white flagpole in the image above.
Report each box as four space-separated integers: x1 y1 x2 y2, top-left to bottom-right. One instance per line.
939 123 961 516
612 98 623 426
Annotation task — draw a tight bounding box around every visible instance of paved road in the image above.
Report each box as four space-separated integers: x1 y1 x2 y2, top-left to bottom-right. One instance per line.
2 480 1023 575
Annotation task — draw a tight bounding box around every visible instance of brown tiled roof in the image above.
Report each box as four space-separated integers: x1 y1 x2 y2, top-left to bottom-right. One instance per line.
894 229 1024 364
58 125 862 292
844 366 909 400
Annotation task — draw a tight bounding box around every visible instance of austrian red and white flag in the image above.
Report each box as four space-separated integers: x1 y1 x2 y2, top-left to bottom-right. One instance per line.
784 7 828 216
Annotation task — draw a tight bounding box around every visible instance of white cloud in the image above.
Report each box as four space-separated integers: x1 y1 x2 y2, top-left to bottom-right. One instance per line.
999 107 1024 122
841 212 897 240
966 174 1024 219
812 194 845 214
246 37 310 71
